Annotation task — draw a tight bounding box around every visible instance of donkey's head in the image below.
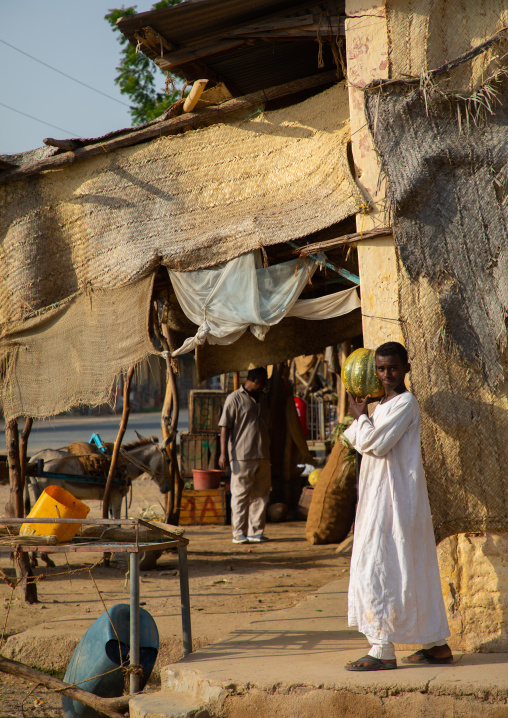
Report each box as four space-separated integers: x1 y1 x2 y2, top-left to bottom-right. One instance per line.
123 432 173 493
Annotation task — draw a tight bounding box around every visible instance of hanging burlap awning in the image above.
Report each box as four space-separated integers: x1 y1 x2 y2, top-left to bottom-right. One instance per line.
0 83 362 421
364 73 508 543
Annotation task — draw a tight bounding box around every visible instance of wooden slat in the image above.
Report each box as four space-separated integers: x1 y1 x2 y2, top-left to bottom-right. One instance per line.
296 227 393 255
18 540 179 554
232 18 345 38
0 70 337 186
155 39 245 71
227 14 315 35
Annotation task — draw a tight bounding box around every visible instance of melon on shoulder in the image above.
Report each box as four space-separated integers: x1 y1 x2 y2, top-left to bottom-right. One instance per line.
340 348 384 399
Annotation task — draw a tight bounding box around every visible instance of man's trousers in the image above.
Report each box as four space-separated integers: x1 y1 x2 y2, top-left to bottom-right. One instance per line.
230 459 271 537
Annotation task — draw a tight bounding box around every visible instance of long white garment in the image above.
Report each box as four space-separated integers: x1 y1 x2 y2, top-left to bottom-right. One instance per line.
343 393 449 644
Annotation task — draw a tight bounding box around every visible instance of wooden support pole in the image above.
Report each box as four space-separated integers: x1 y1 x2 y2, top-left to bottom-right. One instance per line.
20 417 33 515
233 372 240 390
7 418 38 603
159 333 175 523
0 70 337 186
0 656 130 718
102 365 135 519
6 419 23 518
161 325 183 524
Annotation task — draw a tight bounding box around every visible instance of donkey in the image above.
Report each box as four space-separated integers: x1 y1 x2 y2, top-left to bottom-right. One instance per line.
27 434 172 519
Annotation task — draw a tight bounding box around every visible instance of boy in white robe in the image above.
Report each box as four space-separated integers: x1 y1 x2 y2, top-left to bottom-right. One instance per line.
343 342 452 671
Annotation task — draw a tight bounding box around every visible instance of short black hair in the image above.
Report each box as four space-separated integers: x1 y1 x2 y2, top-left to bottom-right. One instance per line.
247 367 268 382
375 341 408 364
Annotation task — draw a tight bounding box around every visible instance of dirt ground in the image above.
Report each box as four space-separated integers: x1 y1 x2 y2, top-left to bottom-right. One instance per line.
0 478 351 718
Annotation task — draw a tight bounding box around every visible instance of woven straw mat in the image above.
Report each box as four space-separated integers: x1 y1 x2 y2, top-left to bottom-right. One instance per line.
364 71 508 542
0 83 362 420
386 0 508 93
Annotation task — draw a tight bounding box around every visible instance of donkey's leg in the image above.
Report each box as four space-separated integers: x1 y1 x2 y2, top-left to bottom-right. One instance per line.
110 490 123 520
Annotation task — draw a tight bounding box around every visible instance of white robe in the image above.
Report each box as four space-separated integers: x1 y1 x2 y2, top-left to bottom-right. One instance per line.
343 392 449 644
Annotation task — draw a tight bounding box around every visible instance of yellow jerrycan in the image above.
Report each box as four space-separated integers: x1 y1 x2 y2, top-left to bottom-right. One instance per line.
21 485 90 543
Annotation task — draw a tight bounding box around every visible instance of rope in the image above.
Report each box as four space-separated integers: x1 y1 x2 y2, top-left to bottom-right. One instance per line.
123 663 144 693
1 555 148 707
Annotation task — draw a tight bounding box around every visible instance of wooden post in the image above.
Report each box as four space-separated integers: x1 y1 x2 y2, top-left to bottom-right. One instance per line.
337 340 351 422
233 371 240 390
20 417 33 515
302 358 322 402
160 325 183 524
102 365 135 519
7 418 37 604
159 333 175 523
6 419 23 518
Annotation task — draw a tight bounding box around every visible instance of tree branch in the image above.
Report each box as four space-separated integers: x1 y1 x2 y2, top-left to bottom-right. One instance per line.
0 656 132 718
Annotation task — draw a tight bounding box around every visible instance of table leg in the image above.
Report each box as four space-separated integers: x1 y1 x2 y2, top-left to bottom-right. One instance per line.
178 545 192 655
130 552 141 694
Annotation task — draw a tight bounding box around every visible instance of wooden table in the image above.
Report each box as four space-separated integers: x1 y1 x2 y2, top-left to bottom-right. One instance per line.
1 517 192 693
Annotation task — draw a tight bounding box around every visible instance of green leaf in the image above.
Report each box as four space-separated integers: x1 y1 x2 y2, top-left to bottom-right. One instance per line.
105 1 184 125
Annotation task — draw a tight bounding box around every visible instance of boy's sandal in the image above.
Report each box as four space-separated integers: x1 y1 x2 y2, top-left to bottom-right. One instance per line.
402 649 454 665
345 655 397 671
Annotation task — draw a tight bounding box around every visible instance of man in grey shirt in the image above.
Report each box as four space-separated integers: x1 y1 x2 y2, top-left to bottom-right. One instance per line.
219 368 271 544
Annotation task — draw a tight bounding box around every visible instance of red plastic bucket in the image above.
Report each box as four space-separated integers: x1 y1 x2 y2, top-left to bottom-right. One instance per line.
293 397 308 438
192 469 222 490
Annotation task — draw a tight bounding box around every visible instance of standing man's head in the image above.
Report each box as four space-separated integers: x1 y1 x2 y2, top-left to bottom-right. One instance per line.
375 342 410 396
244 367 268 395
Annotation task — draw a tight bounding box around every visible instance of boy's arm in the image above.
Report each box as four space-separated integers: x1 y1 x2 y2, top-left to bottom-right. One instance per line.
354 396 416 457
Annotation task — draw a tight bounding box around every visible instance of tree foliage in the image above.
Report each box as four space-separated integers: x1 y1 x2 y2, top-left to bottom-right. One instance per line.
105 1 183 125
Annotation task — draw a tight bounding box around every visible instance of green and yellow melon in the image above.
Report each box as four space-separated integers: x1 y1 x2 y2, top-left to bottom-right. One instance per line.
340 348 384 399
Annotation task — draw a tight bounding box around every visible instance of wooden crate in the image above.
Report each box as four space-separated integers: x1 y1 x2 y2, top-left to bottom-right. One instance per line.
297 486 314 519
179 487 229 525
180 432 219 478
189 390 228 434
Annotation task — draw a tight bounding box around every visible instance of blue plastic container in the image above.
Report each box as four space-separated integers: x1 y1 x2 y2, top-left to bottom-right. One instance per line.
62 604 158 718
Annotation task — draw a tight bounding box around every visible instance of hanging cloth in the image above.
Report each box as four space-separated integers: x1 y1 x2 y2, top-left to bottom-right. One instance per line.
287 286 360 319
170 252 317 356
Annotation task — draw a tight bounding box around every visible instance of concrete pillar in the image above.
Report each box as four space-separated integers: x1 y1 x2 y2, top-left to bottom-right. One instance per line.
345 0 403 349
345 0 506 653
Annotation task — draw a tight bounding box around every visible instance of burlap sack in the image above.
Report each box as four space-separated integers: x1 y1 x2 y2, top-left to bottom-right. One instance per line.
305 439 357 545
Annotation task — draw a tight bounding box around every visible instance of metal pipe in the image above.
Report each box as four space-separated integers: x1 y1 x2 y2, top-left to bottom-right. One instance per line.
129 552 141 694
178 545 192 655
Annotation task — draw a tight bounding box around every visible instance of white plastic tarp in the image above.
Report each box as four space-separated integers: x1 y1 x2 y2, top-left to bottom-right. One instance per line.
169 252 360 356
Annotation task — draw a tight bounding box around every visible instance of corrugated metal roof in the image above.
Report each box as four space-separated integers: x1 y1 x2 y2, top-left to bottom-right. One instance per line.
118 0 315 47
117 0 345 95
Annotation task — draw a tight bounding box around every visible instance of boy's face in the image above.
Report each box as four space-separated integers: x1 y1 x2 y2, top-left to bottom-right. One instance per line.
375 353 410 394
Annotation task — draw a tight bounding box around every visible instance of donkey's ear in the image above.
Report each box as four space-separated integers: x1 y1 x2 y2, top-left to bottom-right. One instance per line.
134 430 146 441
150 435 159 444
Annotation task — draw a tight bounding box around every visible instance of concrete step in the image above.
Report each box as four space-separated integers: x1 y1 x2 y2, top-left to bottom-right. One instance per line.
129 690 207 718
130 577 508 718
130 668 225 718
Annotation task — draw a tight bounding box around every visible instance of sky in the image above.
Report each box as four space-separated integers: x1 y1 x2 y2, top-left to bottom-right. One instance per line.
0 1 165 155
